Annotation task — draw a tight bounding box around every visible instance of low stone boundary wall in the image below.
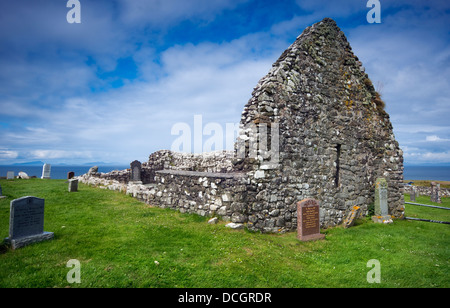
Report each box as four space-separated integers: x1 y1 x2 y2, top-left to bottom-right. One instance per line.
147 170 248 221
405 185 450 198
77 169 250 223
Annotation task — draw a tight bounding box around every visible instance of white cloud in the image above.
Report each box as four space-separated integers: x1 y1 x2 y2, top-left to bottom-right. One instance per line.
0 150 19 159
30 150 93 160
425 135 450 142
404 151 450 164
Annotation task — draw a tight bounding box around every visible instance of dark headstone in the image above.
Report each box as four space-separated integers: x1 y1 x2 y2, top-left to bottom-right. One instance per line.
130 160 142 183
67 171 75 180
68 179 79 192
5 196 54 249
297 198 325 241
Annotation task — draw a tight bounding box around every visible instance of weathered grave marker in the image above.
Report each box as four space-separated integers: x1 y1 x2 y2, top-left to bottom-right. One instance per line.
41 163 51 179
6 171 14 180
372 178 393 224
5 196 54 249
297 198 325 241
130 160 142 184
343 205 361 228
430 182 441 204
68 179 79 192
410 186 416 202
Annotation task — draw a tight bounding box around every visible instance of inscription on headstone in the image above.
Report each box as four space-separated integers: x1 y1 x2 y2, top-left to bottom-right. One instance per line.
130 160 142 184
297 198 325 241
372 178 393 224
7 171 14 180
5 196 54 249
41 163 51 179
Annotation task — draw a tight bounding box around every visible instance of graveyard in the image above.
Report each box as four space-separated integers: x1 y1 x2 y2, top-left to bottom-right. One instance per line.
0 178 448 288
0 17 448 289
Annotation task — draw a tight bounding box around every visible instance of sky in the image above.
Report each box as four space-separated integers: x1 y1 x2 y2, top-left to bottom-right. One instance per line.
0 0 449 166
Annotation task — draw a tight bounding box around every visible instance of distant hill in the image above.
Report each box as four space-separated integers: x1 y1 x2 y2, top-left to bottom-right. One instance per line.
11 161 44 166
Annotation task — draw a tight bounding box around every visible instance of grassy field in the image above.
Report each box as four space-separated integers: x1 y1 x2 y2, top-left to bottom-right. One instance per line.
0 179 449 288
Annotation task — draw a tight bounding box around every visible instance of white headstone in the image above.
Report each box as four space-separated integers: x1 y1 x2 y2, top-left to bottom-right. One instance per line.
6 171 14 180
41 163 51 179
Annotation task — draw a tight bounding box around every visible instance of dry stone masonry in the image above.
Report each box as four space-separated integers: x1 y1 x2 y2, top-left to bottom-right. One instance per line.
79 18 404 233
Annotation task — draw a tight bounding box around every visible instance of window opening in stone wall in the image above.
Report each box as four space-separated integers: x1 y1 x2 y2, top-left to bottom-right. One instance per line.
335 144 341 188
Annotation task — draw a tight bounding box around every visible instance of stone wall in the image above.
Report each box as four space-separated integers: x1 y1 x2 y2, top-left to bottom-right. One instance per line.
233 18 404 231
405 185 450 198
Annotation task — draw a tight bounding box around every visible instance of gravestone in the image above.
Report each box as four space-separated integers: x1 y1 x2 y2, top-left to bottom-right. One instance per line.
343 205 361 229
67 171 75 180
430 182 441 203
297 198 325 241
6 171 14 180
68 179 79 192
41 163 51 179
372 178 393 224
130 160 142 184
410 186 416 202
0 183 5 199
5 196 54 249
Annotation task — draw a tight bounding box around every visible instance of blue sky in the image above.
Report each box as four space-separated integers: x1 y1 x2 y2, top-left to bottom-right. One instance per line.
0 0 449 165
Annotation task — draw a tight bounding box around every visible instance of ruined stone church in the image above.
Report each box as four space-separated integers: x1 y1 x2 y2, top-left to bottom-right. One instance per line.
80 18 404 232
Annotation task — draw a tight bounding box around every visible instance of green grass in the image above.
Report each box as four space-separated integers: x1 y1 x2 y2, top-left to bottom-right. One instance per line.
0 179 449 288
404 193 450 222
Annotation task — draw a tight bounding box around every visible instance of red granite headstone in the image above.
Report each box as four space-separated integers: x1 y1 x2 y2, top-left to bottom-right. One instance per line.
297 198 325 241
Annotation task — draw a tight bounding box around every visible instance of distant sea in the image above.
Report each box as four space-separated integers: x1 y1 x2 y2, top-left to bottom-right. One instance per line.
1 165 449 181
0 165 128 180
403 166 450 181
